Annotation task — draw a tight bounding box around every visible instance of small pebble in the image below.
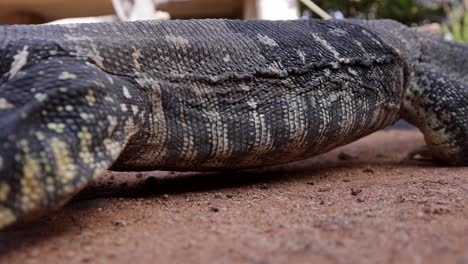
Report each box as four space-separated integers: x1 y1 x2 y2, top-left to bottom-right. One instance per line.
112 220 127 227
351 188 362 196
397 195 406 203
210 207 220 213
356 197 365 203
437 179 448 185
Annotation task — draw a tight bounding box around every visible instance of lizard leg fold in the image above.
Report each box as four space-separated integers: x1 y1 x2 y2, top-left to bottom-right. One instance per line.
0 58 138 229
401 62 468 165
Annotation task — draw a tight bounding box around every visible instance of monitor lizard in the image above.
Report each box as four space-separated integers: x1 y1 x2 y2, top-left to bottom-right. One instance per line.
0 19 466 229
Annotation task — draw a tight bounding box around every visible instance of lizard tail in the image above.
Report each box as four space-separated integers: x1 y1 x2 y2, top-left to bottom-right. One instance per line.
0 57 136 229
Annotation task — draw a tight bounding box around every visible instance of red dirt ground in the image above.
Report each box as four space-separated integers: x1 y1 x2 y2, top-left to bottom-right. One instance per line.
0 130 467 263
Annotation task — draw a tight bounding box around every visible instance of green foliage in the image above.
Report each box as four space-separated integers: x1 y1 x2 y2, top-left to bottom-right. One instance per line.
373 0 445 24
299 0 446 25
442 12 468 42
299 0 468 43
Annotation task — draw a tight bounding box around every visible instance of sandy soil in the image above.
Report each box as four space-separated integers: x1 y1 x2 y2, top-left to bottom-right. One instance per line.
0 130 467 264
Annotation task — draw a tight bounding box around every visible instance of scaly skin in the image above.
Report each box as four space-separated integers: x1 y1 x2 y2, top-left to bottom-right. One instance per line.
0 19 466 229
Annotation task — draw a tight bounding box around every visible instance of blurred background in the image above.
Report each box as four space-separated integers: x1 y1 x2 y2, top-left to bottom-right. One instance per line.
0 0 466 42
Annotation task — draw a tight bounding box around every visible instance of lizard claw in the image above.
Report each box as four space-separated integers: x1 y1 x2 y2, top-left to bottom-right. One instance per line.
403 145 433 163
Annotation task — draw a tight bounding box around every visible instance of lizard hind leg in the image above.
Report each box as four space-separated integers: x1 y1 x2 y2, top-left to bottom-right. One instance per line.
401 62 468 165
